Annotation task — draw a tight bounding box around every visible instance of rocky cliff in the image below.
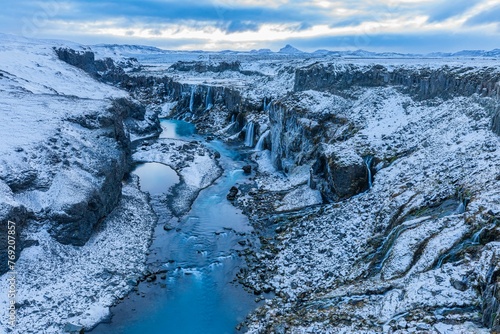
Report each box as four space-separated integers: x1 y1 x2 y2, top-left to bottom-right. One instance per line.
294 63 500 100
16 42 500 333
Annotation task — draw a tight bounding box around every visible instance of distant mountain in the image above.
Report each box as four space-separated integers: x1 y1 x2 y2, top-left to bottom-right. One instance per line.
93 44 166 53
88 40 500 60
250 48 273 54
278 44 304 54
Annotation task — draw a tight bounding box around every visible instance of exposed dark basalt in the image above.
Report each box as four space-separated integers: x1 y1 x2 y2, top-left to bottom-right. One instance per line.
482 276 500 329
1 96 156 251
170 60 241 73
492 109 500 136
47 155 127 246
268 99 367 200
294 64 500 100
54 47 140 81
54 48 99 75
42 98 152 246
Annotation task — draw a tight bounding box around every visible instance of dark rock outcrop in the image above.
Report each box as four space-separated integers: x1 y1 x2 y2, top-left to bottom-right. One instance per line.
492 109 500 136
243 165 252 174
227 186 239 201
54 48 98 75
268 98 366 200
323 156 368 199
170 61 241 73
47 157 127 246
294 64 500 100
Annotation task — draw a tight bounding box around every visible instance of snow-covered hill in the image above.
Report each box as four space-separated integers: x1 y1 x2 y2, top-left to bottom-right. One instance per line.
0 34 158 334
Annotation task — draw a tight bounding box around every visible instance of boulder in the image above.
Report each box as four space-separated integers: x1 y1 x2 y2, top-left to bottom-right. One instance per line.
63 323 84 334
227 186 239 201
242 165 252 174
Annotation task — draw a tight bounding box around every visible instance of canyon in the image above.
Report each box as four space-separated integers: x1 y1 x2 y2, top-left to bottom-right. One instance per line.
0 34 499 333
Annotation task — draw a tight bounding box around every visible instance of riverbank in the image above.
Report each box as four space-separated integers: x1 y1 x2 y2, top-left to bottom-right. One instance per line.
91 120 261 334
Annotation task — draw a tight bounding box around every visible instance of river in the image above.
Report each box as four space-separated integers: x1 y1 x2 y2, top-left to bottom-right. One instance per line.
91 120 259 334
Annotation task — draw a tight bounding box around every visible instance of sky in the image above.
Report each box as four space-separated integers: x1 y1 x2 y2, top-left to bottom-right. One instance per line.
1 0 499 52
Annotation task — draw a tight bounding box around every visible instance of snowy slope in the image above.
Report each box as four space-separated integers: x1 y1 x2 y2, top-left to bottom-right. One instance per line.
0 34 155 334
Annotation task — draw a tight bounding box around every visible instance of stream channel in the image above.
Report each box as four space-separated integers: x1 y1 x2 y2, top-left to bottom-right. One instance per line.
91 120 260 334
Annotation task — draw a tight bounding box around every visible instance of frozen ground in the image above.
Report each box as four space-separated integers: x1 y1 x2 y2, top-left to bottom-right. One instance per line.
0 34 154 333
0 179 155 334
241 87 500 333
132 137 222 216
1 34 499 334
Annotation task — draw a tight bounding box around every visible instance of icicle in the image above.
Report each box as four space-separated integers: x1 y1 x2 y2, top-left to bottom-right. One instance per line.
255 130 270 151
189 87 195 112
245 122 255 147
364 156 373 189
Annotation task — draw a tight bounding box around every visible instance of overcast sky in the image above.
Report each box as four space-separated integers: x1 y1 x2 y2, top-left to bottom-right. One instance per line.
1 0 499 52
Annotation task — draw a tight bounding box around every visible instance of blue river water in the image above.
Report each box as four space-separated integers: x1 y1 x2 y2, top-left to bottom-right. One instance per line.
91 119 258 334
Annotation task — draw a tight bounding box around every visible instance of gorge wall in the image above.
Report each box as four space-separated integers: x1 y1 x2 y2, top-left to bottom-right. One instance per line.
52 47 500 333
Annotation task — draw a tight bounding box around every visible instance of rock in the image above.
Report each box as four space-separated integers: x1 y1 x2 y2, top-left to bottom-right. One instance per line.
63 323 84 334
492 109 500 136
416 324 431 331
450 278 468 291
482 282 500 328
322 152 368 199
163 223 174 231
294 63 500 100
55 48 98 76
213 151 221 159
227 186 239 201
242 165 252 174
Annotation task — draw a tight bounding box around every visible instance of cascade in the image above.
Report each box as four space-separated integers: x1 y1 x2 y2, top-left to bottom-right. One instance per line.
255 130 270 151
205 86 213 111
454 202 465 214
245 122 255 147
264 97 272 111
364 156 374 189
189 87 195 112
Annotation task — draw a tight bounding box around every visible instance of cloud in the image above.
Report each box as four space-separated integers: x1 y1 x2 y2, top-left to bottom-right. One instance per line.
225 21 260 33
466 4 500 26
426 0 482 22
56 0 326 25
1 0 499 52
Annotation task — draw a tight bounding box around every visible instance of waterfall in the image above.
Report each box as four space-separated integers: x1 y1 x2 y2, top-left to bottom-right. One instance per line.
263 97 271 111
205 86 213 111
364 156 374 189
245 122 255 147
255 130 269 151
231 114 235 123
454 196 468 214
454 202 465 214
189 87 195 112
435 226 485 269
